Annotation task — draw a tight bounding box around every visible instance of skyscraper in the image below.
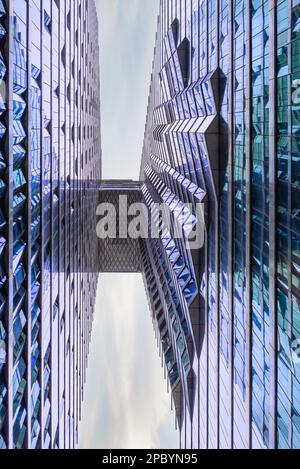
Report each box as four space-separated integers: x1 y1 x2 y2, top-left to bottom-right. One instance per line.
0 0 101 449
97 0 300 451
139 0 300 450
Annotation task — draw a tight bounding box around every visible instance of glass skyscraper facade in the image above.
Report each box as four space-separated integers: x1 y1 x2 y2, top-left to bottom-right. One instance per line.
0 0 299 452
0 0 101 449
139 0 300 450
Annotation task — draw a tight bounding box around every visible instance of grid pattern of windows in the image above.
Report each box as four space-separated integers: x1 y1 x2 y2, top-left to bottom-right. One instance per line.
251 0 271 449
0 0 8 451
276 0 300 450
0 0 101 449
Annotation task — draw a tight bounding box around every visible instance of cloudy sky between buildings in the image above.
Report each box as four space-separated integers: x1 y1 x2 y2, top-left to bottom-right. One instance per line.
79 0 179 449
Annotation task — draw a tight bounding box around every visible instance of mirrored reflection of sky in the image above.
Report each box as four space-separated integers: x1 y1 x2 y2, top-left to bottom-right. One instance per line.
79 1 179 449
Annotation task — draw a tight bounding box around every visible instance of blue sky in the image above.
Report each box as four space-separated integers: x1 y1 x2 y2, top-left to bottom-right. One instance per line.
79 0 179 449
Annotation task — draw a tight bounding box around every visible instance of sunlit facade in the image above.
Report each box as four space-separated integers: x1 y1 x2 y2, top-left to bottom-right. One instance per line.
140 0 300 449
0 0 101 449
